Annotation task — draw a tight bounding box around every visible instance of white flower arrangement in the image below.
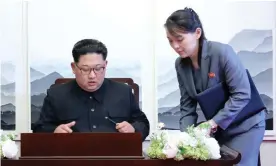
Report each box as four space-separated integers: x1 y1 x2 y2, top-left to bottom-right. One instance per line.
0 130 18 159
146 122 221 161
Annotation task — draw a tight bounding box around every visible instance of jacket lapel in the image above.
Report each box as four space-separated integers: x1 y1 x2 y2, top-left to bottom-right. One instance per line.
179 40 211 97
200 40 211 90
180 59 197 97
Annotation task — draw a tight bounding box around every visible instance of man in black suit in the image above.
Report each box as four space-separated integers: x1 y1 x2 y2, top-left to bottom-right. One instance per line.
33 39 150 141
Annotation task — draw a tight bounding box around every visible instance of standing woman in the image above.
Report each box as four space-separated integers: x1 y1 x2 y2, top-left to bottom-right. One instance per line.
164 7 265 166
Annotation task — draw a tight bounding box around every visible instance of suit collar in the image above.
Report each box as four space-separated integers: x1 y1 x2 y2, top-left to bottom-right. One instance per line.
201 40 209 59
200 40 211 90
72 79 106 103
180 59 197 97
179 40 211 97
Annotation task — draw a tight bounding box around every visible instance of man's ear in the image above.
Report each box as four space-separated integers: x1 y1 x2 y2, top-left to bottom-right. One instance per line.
71 62 76 74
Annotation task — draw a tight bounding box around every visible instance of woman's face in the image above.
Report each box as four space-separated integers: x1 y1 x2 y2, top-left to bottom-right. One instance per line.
166 28 201 58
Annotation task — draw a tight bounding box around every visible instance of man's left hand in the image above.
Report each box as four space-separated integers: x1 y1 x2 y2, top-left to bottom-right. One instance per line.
116 121 135 133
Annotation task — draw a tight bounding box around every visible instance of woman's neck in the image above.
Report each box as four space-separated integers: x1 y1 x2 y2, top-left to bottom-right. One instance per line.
190 54 198 64
190 44 200 69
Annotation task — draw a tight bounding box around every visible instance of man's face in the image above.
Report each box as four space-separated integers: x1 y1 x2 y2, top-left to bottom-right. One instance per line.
71 53 107 92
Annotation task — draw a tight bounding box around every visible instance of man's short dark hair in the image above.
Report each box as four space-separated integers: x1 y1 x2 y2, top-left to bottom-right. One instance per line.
72 39 108 62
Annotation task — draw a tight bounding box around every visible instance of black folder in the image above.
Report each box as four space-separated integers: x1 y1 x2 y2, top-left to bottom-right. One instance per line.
195 70 266 124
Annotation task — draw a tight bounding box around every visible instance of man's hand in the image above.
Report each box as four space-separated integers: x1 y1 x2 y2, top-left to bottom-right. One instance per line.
116 121 135 133
54 121 76 133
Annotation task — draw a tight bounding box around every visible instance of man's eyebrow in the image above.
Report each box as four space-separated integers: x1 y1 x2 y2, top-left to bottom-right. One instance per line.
79 64 89 67
80 64 103 67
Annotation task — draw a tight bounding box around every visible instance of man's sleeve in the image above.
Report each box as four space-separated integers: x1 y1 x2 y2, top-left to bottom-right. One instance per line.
32 89 58 133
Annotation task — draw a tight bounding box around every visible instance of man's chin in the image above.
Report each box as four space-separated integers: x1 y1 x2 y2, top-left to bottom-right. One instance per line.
85 85 98 92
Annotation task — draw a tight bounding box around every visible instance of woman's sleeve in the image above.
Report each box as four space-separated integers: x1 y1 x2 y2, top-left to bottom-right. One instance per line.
212 44 251 130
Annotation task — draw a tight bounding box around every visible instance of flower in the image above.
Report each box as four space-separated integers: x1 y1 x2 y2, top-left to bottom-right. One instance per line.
146 124 221 161
2 140 18 159
0 130 18 159
157 122 165 130
162 142 178 158
193 127 209 139
202 137 221 159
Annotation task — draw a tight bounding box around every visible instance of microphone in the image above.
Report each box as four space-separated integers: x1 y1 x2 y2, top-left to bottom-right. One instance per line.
105 116 117 125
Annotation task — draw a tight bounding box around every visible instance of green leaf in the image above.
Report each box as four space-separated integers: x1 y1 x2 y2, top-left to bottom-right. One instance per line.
198 122 211 129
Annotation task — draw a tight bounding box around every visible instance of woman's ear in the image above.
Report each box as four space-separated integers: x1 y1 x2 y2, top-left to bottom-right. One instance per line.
195 28 202 40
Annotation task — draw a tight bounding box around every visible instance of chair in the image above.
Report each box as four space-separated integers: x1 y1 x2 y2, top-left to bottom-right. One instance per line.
53 78 139 103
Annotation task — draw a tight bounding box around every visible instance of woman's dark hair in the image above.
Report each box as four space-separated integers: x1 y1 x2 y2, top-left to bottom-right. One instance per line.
164 7 206 45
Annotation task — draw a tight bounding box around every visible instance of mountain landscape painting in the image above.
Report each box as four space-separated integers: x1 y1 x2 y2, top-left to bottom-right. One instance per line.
1 62 16 130
158 29 274 131
0 0 22 130
1 62 47 130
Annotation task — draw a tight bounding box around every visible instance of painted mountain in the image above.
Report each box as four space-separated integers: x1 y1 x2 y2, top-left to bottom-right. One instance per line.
1 65 63 130
1 62 47 130
158 29 274 130
1 62 45 86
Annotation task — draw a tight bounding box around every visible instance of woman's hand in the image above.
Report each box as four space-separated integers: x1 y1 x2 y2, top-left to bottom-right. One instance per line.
196 119 218 136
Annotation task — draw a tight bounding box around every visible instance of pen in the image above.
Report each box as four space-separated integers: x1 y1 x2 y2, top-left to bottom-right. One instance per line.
105 116 117 125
